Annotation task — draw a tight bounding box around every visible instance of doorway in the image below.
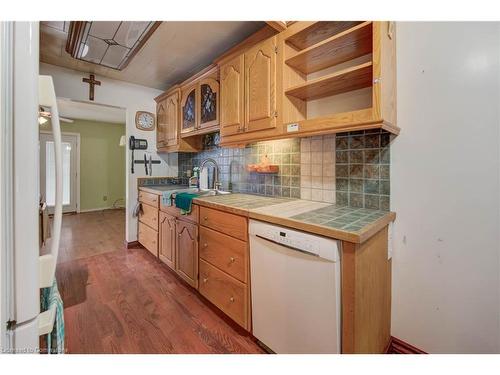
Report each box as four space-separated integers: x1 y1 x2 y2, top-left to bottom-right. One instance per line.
40 132 80 213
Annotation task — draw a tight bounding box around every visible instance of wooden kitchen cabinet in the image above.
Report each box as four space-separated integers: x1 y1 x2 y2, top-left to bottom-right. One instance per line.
175 219 199 289
279 21 398 137
159 211 176 269
220 54 245 136
197 205 251 331
181 84 198 134
218 36 281 146
154 86 201 153
156 91 179 149
178 65 220 138
199 77 219 129
244 36 277 133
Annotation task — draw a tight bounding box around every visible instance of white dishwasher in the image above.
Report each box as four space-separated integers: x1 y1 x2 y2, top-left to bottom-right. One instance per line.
249 220 341 354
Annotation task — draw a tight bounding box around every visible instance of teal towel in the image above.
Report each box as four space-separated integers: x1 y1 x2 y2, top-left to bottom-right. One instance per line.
175 192 199 215
41 279 65 354
162 190 175 206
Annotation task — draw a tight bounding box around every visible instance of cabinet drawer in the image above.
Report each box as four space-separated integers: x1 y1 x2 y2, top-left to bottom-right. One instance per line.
160 201 199 224
138 222 158 257
199 226 248 283
199 206 247 241
138 202 159 230
199 259 249 330
138 191 159 208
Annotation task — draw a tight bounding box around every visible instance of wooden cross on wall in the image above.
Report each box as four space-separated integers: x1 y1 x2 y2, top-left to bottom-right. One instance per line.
82 74 101 101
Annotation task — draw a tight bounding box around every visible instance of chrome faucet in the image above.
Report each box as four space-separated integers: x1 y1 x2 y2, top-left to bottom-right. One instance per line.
199 158 222 190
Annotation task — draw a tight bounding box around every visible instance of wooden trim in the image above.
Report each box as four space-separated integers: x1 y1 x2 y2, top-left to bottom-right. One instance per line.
65 21 161 71
179 64 218 87
154 85 180 103
65 21 87 56
341 227 392 353
386 337 427 354
180 124 219 138
125 240 141 249
119 21 162 70
214 25 278 65
266 21 288 32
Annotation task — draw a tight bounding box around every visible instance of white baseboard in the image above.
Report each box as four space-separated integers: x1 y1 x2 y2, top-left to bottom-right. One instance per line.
79 206 116 213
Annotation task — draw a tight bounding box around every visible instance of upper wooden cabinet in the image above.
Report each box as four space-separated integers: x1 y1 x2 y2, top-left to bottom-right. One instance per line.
156 90 180 151
217 21 397 146
199 78 219 129
280 21 398 136
219 36 281 145
220 54 244 136
244 37 277 133
181 84 197 134
179 65 220 137
154 86 201 153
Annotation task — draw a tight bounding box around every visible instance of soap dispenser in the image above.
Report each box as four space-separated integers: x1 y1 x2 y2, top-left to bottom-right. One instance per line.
189 167 200 188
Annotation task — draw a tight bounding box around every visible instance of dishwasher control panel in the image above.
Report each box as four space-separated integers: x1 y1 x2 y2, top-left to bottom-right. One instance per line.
249 220 340 262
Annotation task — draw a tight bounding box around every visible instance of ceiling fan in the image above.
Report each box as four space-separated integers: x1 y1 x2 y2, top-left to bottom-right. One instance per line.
38 106 74 124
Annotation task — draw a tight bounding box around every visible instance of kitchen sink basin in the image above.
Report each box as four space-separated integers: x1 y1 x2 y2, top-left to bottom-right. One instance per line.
195 189 231 197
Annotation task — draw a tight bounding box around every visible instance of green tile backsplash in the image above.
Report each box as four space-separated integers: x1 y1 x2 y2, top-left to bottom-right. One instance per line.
178 137 301 199
177 129 391 210
335 129 392 210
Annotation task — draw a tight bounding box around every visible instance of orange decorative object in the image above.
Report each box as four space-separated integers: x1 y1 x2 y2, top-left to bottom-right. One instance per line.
246 155 279 174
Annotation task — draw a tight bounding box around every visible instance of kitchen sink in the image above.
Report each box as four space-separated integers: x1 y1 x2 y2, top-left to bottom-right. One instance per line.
195 189 231 197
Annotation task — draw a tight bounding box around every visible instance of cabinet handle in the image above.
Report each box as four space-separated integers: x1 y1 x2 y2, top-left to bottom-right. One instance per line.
229 257 235 263
229 297 235 303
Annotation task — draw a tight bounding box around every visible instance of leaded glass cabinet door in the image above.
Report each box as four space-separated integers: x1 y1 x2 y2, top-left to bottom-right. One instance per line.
198 78 219 129
181 85 197 133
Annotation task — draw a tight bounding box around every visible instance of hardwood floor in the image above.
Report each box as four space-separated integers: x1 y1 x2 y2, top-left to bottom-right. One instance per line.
54 209 264 354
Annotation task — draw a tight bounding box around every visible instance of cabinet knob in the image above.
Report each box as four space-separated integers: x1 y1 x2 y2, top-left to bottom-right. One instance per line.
229 257 235 263
178 233 181 237
203 243 208 248
203 216 208 221
203 278 208 283
229 297 235 303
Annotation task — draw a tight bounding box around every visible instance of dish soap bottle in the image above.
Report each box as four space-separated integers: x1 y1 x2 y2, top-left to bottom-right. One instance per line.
189 167 200 188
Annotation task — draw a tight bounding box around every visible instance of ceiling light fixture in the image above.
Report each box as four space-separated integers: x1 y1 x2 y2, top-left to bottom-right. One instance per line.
65 21 161 70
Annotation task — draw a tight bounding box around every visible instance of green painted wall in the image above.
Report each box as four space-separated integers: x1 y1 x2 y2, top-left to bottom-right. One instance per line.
41 119 125 211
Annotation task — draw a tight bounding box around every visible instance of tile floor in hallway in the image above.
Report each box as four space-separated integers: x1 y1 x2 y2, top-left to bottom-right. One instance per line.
53 209 263 354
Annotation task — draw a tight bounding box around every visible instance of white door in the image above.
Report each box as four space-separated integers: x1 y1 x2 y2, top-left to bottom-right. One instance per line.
40 132 78 213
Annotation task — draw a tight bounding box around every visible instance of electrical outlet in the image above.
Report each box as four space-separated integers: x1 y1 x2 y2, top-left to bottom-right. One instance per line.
103 195 108 201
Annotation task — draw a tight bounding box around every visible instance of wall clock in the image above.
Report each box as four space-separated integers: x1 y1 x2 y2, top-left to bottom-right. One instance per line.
135 111 155 131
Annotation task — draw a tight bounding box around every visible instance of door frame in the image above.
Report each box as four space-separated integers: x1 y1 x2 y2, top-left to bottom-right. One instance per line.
40 130 81 213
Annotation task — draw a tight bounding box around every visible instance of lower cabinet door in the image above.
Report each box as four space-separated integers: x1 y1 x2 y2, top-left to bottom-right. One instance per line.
138 222 158 257
175 219 198 288
199 259 249 330
159 211 176 269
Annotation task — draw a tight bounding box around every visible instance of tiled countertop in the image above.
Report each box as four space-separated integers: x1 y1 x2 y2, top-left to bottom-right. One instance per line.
138 187 395 243
194 193 395 244
139 184 192 195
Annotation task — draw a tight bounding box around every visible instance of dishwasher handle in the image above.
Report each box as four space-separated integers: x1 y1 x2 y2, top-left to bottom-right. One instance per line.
254 234 320 258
